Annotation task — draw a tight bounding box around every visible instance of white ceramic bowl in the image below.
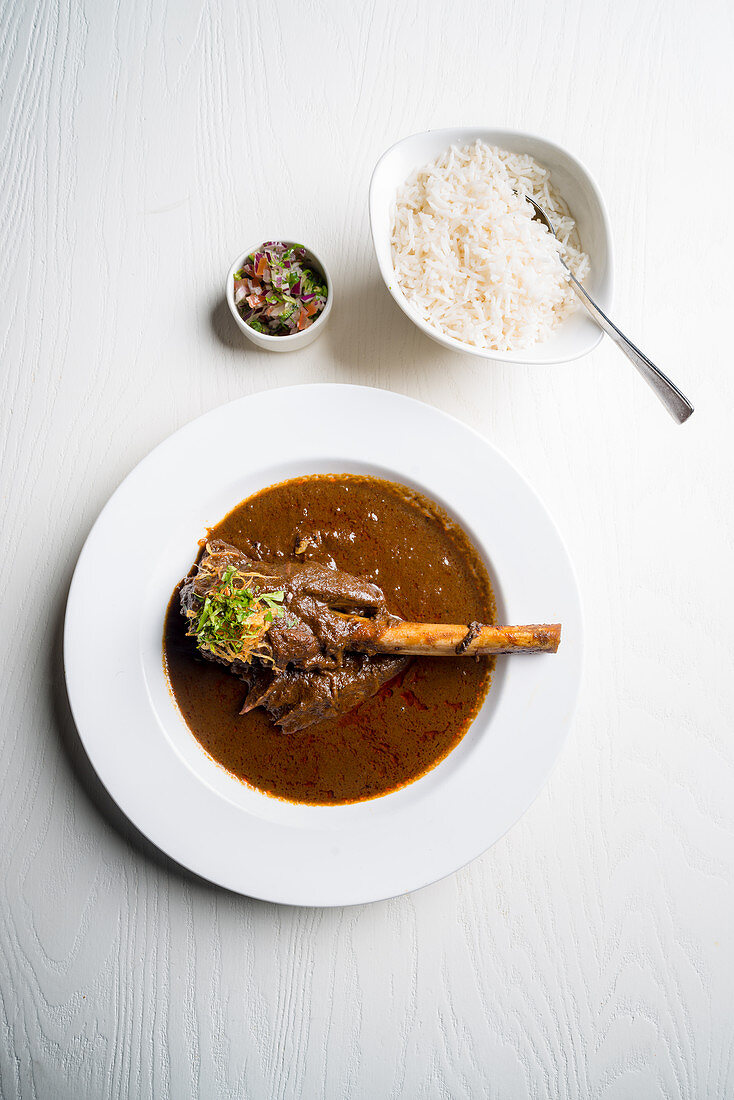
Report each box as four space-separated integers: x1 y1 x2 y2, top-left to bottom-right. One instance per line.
369 128 613 365
226 241 333 352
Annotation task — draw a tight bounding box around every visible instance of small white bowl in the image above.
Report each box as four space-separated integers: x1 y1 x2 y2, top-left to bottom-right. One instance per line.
226 241 333 352
369 128 613 365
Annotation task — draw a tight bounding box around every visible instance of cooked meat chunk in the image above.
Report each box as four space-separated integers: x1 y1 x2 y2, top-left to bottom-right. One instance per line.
240 653 407 733
179 540 407 731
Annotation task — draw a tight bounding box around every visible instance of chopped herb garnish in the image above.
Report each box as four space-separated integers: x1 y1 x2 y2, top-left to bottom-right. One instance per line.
185 563 285 665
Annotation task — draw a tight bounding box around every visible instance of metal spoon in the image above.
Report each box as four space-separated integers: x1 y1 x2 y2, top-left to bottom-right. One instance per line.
525 195 694 424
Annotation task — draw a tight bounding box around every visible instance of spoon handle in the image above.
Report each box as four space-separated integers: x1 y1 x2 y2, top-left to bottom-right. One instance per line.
566 272 694 423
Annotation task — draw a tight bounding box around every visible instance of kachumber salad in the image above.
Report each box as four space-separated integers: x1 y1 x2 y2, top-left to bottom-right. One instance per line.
232 242 328 336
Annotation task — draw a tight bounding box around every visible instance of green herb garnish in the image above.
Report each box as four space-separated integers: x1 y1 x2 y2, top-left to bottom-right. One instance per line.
186 563 285 665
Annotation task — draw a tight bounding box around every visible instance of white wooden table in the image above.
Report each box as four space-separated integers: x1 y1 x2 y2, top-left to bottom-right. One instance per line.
1 1 732 1096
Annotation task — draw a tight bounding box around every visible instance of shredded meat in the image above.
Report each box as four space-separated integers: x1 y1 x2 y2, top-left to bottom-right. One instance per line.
239 653 407 734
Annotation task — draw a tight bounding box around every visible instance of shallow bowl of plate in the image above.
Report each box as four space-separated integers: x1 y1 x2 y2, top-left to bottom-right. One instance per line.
369 127 613 366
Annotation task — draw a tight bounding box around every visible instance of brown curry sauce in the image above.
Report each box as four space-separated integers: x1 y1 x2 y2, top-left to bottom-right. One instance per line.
163 475 495 804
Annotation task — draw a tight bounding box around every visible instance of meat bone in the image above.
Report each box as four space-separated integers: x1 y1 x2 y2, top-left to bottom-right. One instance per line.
343 617 561 657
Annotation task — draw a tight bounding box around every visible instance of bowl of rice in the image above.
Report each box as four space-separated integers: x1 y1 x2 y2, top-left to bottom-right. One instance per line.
369 128 613 364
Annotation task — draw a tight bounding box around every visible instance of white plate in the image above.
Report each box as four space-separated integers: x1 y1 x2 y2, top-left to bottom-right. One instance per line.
64 385 582 906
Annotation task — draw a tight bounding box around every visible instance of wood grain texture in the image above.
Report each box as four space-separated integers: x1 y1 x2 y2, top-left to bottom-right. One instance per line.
1 0 732 1096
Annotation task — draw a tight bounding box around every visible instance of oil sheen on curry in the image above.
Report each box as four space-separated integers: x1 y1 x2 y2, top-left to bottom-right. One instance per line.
163 474 496 804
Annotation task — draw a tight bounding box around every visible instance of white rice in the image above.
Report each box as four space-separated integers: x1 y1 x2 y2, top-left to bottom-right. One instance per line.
391 140 590 351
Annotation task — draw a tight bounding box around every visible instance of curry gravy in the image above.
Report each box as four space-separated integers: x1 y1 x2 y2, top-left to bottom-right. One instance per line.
163 475 495 804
